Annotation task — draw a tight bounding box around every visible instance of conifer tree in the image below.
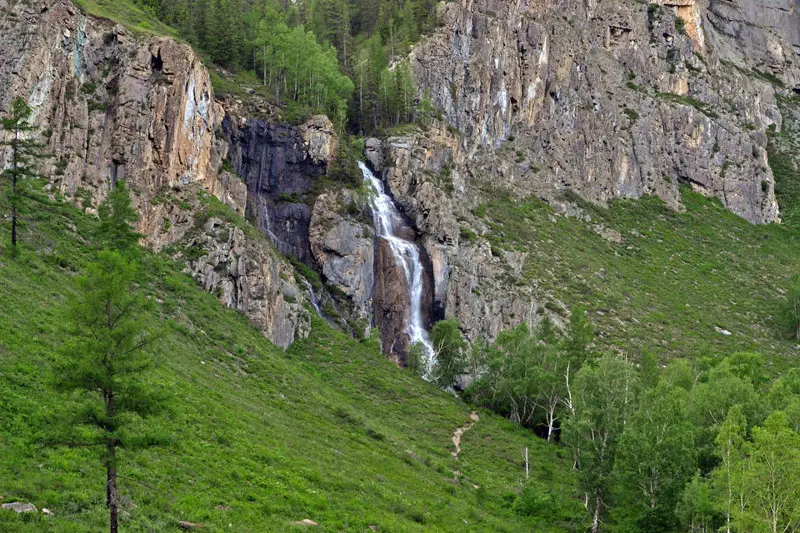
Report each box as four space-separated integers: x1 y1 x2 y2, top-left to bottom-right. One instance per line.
1 97 43 253
52 187 162 533
96 181 142 257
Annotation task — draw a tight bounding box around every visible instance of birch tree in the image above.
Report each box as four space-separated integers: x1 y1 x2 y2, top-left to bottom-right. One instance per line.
562 355 638 533
613 384 695 532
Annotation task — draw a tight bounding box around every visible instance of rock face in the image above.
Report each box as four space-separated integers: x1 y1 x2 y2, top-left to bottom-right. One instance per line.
411 0 786 224
221 114 335 264
0 0 227 246
370 128 539 342
308 191 375 325
183 214 310 349
0 0 309 348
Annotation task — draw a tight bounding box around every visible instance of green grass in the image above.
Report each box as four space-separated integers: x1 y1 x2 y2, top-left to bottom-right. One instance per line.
0 199 578 532
72 0 179 38
474 186 800 370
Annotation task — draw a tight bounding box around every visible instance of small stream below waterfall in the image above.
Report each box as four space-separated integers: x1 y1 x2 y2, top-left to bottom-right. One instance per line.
359 162 436 377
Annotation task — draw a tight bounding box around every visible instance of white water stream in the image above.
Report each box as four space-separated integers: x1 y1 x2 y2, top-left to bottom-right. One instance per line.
359 162 436 376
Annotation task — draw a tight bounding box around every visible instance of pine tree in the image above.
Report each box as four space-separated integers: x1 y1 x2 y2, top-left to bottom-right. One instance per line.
1 97 43 253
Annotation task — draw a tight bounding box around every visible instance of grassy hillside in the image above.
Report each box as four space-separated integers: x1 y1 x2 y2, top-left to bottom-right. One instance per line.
0 199 578 532
72 0 179 37
475 186 800 370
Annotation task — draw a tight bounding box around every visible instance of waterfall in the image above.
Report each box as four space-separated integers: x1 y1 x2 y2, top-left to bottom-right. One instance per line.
359 162 436 377
299 277 322 316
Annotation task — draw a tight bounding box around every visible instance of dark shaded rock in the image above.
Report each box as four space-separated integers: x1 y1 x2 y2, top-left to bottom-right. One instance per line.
373 238 412 363
221 115 328 264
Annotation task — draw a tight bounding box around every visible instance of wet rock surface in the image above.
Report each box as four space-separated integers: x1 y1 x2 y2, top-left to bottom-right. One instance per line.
221 114 334 264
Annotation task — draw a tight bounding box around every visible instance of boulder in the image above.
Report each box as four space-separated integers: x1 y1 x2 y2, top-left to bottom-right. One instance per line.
1 502 37 513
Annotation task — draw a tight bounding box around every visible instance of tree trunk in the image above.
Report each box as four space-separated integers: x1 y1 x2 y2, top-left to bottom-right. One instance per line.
105 389 118 533
591 492 602 533
10 129 18 250
107 441 118 533
10 179 17 249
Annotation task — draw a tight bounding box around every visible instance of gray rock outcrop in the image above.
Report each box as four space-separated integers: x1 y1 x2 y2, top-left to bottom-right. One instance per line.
411 0 785 224
309 191 375 323
1 502 38 513
183 215 310 349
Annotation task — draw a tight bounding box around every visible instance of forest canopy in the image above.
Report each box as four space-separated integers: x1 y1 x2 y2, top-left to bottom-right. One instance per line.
134 0 439 132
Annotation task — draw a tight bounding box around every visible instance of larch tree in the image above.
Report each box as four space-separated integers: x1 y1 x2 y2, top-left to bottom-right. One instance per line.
51 185 163 533
0 96 43 253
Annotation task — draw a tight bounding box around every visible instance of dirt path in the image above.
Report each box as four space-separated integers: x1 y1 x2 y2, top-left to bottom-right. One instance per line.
451 411 480 460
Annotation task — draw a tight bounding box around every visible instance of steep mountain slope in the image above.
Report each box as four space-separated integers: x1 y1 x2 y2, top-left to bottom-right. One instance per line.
362 0 800 347
0 198 578 532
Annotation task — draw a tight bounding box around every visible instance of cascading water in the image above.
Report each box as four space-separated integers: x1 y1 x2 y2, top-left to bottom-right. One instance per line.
359 161 436 377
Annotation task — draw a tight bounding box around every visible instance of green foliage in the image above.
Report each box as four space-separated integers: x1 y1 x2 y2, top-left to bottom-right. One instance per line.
564 356 639 529
50 250 163 450
674 16 686 35
406 341 426 378
73 0 180 37
0 97 44 251
655 91 719 118
712 404 748 533
250 14 354 124
623 107 640 122
95 182 143 258
474 186 800 369
47 186 159 531
782 275 800 340
430 319 467 387
512 481 586 528
639 350 660 390
663 358 695 391
466 309 595 440
612 384 695 532
689 359 764 470
733 412 800 532
676 473 719 533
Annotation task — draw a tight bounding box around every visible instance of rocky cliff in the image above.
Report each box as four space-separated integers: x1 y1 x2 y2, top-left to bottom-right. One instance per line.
0 0 310 347
363 0 800 342
221 113 336 264
410 0 793 224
